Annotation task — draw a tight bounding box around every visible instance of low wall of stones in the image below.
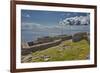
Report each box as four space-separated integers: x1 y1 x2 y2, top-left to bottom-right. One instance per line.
21 39 62 55
61 36 72 41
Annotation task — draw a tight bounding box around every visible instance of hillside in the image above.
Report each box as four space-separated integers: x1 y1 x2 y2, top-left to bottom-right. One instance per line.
21 39 90 63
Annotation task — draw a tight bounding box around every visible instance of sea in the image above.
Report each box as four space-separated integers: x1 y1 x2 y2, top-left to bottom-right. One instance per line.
21 30 90 42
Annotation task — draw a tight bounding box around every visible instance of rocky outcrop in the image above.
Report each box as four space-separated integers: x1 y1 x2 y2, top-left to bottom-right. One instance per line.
72 32 89 42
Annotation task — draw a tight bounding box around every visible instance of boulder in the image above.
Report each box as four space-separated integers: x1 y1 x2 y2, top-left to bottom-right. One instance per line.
72 32 88 42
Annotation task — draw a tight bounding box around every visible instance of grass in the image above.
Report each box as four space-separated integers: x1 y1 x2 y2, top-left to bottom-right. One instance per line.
29 39 90 62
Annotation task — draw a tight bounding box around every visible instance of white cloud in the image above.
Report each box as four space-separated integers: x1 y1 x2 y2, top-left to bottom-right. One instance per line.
60 15 90 26
22 14 31 18
21 15 90 35
21 22 42 31
26 14 30 18
21 22 66 35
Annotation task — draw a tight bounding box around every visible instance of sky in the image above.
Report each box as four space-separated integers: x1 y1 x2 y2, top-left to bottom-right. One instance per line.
21 9 90 26
21 9 90 42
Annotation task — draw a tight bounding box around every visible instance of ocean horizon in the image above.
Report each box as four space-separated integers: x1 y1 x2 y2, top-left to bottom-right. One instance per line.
21 29 90 42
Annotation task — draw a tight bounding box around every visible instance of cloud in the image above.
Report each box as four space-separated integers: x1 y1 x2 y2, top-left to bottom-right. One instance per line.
26 14 30 18
21 22 67 36
59 15 90 26
21 15 90 36
22 14 31 18
21 22 42 31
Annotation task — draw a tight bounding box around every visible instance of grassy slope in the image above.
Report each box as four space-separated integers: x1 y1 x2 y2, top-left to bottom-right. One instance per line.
31 40 90 62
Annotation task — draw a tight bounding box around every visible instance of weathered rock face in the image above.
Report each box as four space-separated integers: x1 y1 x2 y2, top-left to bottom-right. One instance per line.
72 32 89 42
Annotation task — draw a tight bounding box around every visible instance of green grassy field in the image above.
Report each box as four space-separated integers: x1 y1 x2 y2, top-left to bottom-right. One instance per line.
30 39 90 62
